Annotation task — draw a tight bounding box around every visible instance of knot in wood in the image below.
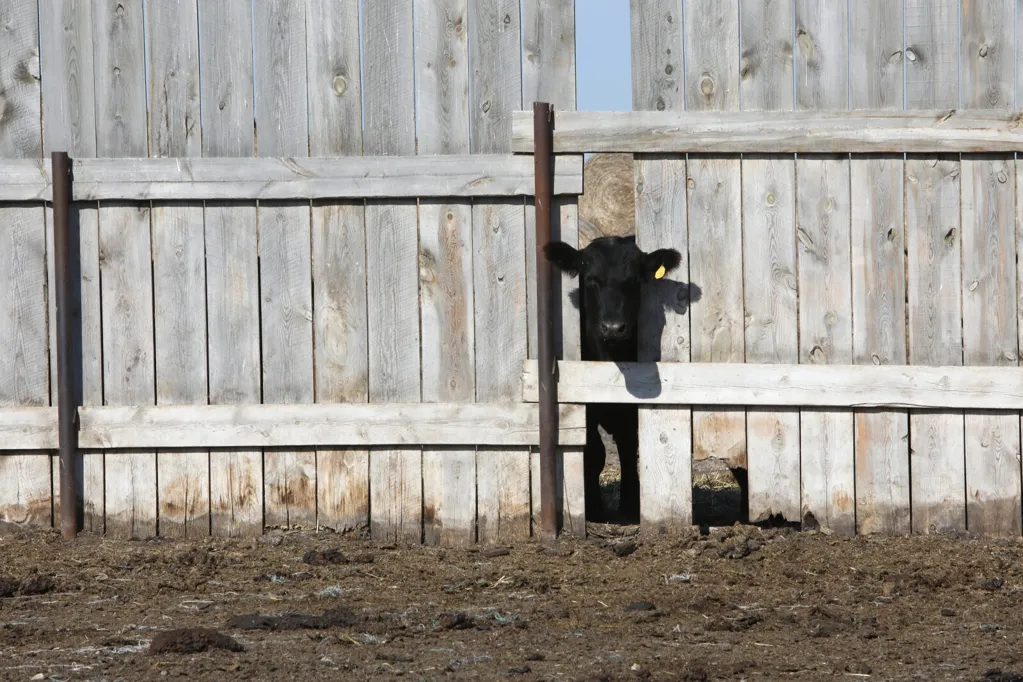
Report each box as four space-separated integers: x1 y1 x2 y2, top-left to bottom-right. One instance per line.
503 13 512 24
664 63 673 75
656 97 666 111
699 75 714 97
905 48 918 62
997 170 1008 183
765 192 776 207
482 100 491 114
332 75 348 96
825 310 838 326
979 44 989 58
888 51 902 64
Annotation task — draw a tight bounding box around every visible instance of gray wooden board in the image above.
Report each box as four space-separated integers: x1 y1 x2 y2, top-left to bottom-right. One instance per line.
961 0 1021 538
849 0 910 536
148 0 208 539
363 0 421 544
306 0 369 534
739 0 800 526
0 0 49 531
508 109 1023 154
905 1 966 535
199 0 262 537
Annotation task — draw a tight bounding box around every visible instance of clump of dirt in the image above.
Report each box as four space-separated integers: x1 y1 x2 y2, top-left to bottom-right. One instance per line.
0 573 55 598
149 627 244 654
228 607 361 631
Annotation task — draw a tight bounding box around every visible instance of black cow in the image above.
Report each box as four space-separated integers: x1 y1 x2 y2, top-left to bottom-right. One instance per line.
544 236 682 523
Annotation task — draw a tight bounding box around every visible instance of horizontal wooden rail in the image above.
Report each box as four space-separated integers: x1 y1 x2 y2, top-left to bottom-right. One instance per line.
523 360 1023 410
0 154 583 202
510 109 1023 153
0 403 585 450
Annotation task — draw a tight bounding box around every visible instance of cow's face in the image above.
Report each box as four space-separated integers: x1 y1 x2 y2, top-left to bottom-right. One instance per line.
544 236 682 346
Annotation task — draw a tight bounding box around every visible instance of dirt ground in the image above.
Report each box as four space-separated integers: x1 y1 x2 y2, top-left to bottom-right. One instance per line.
3 502 1023 681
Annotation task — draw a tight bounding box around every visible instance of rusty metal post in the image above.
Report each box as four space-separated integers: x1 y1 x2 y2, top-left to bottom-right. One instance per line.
533 102 559 540
51 151 79 539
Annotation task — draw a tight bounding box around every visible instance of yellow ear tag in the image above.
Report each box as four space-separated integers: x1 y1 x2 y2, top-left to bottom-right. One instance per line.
654 264 666 280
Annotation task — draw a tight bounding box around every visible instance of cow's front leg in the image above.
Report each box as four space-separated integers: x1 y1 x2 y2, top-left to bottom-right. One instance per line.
584 411 607 522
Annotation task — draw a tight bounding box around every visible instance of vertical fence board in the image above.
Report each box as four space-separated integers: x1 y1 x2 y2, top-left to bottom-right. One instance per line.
635 156 692 532
0 0 49 531
307 0 369 534
685 0 746 489
522 0 583 537
415 0 475 547
632 1 689 534
474 200 531 541
199 0 263 537
904 0 965 535
961 0 1021 537
148 0 209 539
94 0 156 539
850 0 910 536
794 0 854 535
254 0 315 529
41 0 103 533
470 0 530 543
363 1 421 544
740 0 800 525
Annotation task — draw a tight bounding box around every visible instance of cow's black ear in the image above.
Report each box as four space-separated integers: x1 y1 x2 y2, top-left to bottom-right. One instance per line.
644 248 682 280
543 241 582 277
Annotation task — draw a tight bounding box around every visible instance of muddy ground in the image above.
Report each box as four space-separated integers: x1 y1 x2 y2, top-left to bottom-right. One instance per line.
3 450 1023 681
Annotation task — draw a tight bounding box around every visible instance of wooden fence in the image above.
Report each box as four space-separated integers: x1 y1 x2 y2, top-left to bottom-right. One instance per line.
6 0 1023 544
0 0 585 544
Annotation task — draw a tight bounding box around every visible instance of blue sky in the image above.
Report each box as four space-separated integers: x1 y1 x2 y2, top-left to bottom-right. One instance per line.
575 0 632 111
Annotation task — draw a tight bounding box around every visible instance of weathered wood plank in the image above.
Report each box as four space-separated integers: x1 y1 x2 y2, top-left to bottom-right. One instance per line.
739 0 794 112
523 361 1023 410
907 155 966 534
148 0 208 539
742 157 799 523
0 208 50 529
0 408 57 450
905 0 959 109
740 0 799 525
77 403 586 449
631 0 684 112
849 0 910 536
468 0 522 156
99 204 157 539
420 202 476 544
475 198 531 542
905 2 966 536
961 0 1014 111
148 0 201 159
795 0 853 536
253 0 314 529
414 0 476 546
634 156 692 532
199 0 262 537
795 157 854 535
94 0 155 539
962 155 1020 536
363 0 421 544
685 0 745 486
632 0 690 535
41 0 102 532
152 204 209 538
0 0 49 531
306 0 367 534
40 0 96 157
470 0 529 543
962 0 1020 537
850 155 910 535
508 109 1023 154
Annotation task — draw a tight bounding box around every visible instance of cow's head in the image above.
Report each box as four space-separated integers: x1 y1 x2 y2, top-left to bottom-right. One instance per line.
544 236 682 345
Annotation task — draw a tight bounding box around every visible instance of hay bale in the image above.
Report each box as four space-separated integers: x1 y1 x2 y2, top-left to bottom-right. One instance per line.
579 153 635 247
